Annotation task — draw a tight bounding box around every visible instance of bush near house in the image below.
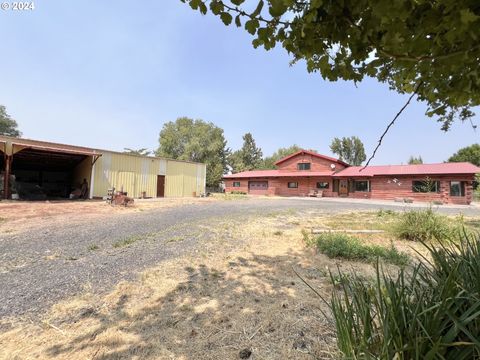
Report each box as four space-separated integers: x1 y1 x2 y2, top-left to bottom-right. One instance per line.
330 235 480 359
393 209 455 242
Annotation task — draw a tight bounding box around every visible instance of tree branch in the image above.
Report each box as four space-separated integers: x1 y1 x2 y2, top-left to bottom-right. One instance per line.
221 2 292 27
361 81 423 170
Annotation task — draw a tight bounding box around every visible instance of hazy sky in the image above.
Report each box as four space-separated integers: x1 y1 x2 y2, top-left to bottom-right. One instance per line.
0 0 478 164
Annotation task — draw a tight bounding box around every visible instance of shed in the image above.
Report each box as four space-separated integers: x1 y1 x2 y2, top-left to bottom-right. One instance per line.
0 135 206 200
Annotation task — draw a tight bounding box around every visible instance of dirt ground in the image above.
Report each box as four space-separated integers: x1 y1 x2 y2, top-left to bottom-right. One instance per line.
0 198 217 234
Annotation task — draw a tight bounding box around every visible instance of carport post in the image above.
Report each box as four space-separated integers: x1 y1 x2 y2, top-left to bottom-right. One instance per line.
3 155 12 199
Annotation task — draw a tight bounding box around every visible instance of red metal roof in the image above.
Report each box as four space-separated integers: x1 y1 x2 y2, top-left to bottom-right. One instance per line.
224 170 334 179
12 141 101 157
333 162 480 177
274 150 349 166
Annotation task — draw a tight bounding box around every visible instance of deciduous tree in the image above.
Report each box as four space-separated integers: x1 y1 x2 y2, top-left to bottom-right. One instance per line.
156 117 229 188
181 0 480 130
259 145 308 169
330 136 366 165
448 144 480 166
0 105 21 137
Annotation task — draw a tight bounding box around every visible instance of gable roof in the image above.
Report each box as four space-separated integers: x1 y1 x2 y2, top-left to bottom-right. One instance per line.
333 162 480 177
274 150 349 167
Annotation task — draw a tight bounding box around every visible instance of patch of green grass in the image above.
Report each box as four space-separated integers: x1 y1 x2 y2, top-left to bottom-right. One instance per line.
312 233 409 266
392 208 456 242
113 235 142 248
329 234 480 359
88 244 99 251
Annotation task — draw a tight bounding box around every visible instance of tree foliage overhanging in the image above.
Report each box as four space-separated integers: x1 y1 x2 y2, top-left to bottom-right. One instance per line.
181 0 480 130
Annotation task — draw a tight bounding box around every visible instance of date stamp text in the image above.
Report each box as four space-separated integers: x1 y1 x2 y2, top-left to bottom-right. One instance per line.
1 2 35 11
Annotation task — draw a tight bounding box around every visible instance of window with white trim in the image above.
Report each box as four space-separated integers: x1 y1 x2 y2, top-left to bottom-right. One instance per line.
233 181 241 187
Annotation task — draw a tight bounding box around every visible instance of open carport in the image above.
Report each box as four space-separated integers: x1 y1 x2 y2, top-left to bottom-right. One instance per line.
1 138 101 200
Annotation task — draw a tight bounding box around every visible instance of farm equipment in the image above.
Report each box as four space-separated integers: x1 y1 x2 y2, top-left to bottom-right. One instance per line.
106 188 134 207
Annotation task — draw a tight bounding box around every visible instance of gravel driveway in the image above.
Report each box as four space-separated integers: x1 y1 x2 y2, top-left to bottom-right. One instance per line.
0 198 476 319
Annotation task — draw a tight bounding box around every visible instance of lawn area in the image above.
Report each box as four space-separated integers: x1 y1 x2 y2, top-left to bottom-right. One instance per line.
0 207 478 359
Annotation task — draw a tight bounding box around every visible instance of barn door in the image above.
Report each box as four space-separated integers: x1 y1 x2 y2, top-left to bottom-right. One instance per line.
157 175 165 197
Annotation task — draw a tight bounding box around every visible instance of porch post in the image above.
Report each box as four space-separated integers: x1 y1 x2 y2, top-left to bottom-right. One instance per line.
3 155 12 199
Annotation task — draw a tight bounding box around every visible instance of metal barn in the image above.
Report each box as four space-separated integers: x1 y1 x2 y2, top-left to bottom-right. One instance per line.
0 135 206 200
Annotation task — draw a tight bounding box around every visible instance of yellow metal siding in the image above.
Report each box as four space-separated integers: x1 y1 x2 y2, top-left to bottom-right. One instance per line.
165 161 206 197
92 152 205 198
92 152 161 198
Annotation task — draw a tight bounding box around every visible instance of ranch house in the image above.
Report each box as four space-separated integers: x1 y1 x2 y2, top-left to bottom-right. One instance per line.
223 150 480 205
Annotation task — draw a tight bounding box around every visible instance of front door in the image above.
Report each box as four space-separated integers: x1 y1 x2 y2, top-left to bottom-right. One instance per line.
339 179 348 196
157 175 165 197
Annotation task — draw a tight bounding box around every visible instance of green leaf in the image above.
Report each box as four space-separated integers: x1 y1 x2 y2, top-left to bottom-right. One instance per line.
230 0 245 5
199 2 207 14
251 0 264 17
460 9 479 24
269 0 287 17
220 12 233 25
189 0 201 10
235 14 241 27
210 1 224 15
245 19 259 35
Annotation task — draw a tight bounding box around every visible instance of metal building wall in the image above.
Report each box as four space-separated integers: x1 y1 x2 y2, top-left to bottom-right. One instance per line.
92 151 205 198
165 160 206 197
92 152 166 198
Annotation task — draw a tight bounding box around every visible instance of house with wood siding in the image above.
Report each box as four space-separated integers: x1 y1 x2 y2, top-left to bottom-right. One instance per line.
223 150 480 205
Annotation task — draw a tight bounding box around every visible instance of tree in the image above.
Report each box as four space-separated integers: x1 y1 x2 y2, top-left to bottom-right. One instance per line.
330 136 366 165
448 144 480 166
259 144 303 169
0 105 21 137
229 132 263 172
156 117 229 188
408 156 424 165
181 0 480 130
123 148 152 156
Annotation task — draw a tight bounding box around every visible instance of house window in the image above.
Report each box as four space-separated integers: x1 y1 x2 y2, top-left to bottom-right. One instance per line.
288 182 298 188
233 181 241 187
297 163 311 171
354 180 370 192
450 181 465 197
316 182 329 189
412 180 440 193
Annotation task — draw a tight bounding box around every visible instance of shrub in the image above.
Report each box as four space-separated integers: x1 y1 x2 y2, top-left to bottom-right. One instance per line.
229 191 247 195
393 208 454 242
312 233 409 266
330 234 480 359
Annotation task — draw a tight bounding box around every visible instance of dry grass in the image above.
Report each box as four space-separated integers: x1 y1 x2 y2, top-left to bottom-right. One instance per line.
1 209 475 359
